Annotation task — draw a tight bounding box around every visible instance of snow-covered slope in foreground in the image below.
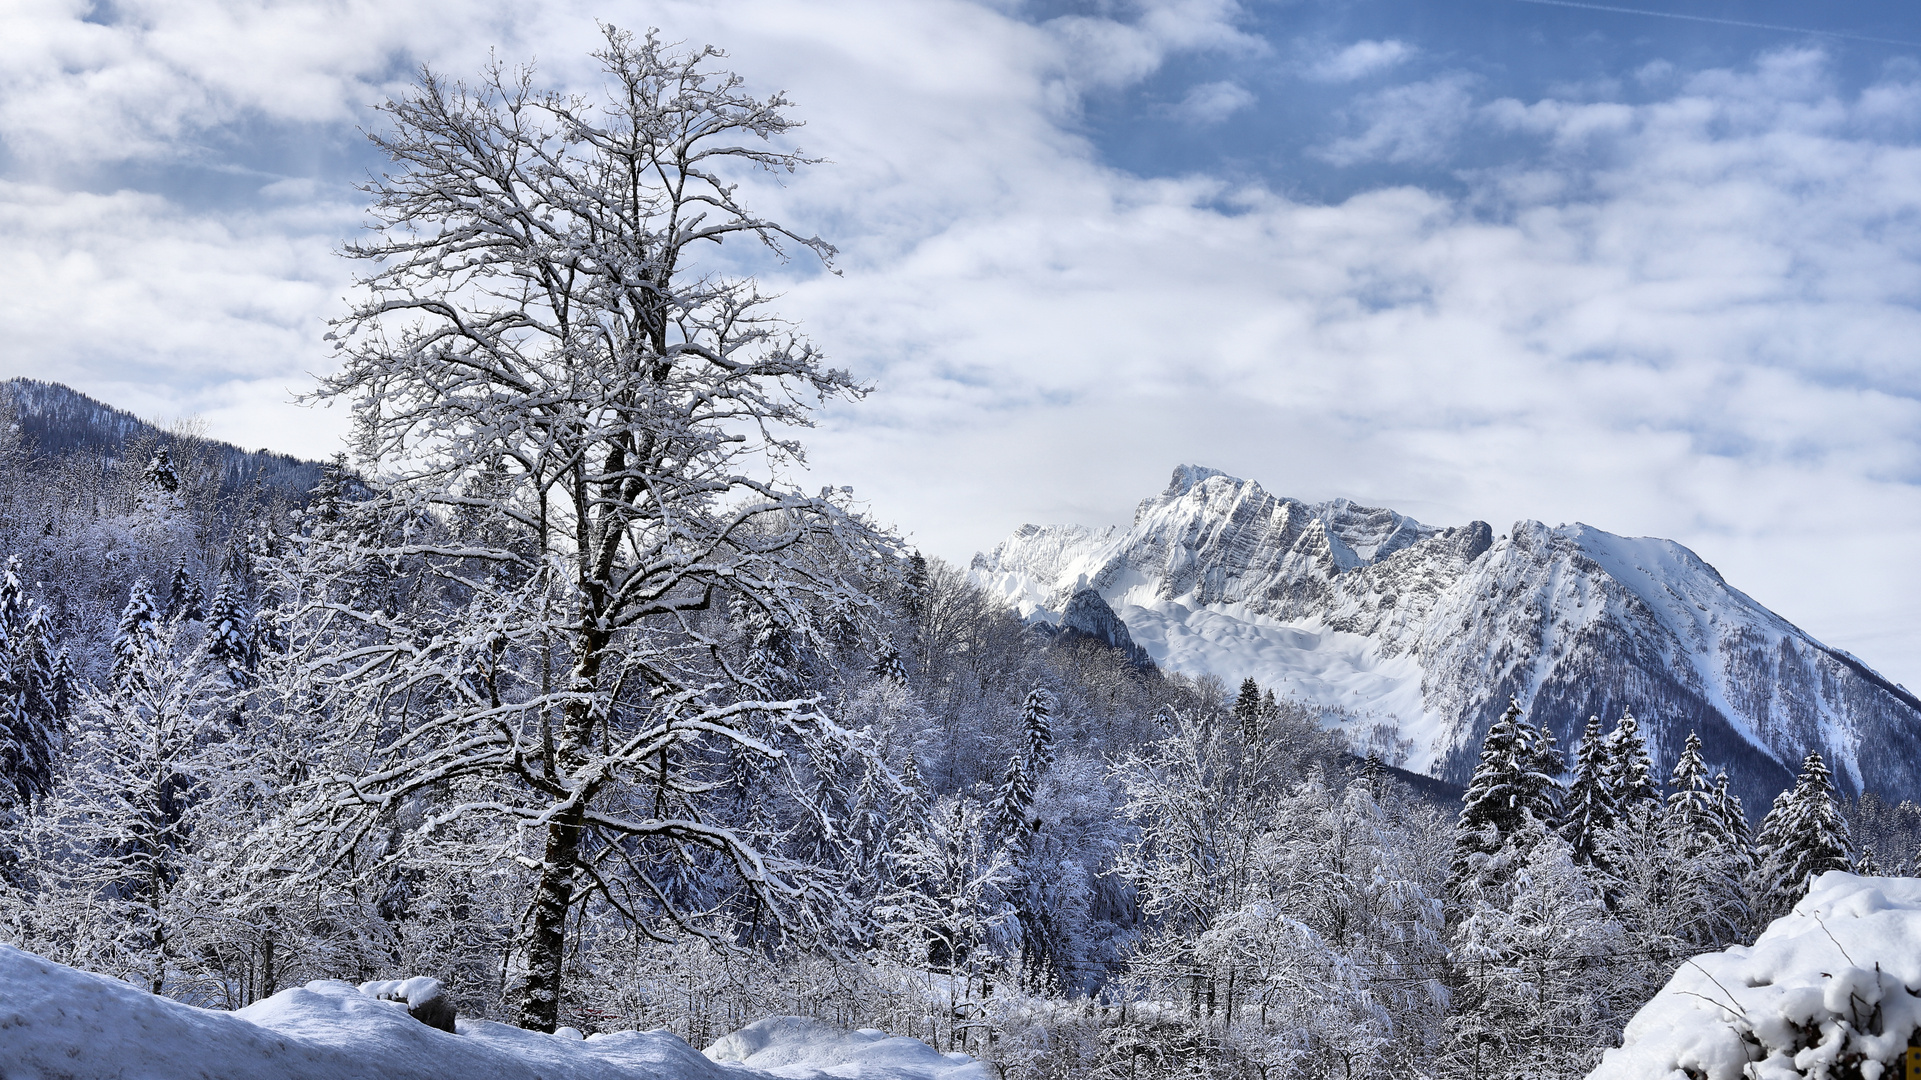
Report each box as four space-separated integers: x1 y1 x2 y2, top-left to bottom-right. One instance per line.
0 945 986 1080
972 466 1921 808
1591 873 1921 1080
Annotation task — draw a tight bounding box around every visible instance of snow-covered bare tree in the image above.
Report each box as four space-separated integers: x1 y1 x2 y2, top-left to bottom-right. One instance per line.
303 27 891 1031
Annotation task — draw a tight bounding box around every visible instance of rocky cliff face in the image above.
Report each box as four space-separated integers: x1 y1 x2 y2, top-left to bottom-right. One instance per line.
973 466 1921 810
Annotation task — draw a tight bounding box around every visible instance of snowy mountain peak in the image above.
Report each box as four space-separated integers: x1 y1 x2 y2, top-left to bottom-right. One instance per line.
974 468 1921 810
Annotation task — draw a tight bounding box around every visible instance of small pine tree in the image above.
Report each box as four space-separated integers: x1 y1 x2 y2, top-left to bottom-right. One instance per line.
1020 687 1054 775
871 646 907 685
111 580 162 692
166 559 204 622
1455 698 1561 884
142 446 180 493
990 752 1036 843
1560 716 1618 867
204 584 254 683
1604 711 1659 813
1759 752 1853 912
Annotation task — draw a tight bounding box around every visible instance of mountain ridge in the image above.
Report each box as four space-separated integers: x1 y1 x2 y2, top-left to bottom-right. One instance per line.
973 465 1921 811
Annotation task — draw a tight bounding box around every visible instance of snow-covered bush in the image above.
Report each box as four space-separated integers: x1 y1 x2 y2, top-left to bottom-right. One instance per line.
1591 872 1921 1080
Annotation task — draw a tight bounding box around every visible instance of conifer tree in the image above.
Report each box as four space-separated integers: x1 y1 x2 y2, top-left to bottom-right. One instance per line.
204 584 253 683
1714 770 1754 862
142 446 180 494
1757 752 1853 913
1665 732 1717 848
1020 687 1055 775
1455 698 1561 883
166 559 204 622
0 564 65 884
1237 672 1267 737
902 551 928 622
111 579 162 692
1560 715 1617 867
871 646 907 685
1604 711 1660 813
991 752 1036 843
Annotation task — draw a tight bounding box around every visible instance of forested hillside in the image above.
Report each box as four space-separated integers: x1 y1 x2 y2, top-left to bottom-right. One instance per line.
0 404 1909 1076
4 31 1917 1080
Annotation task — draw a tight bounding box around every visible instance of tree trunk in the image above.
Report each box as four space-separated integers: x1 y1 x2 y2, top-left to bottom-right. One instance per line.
515 804 584 1031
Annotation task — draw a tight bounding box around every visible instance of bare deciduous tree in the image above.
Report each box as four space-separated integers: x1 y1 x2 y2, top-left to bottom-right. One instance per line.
308 26 888 1031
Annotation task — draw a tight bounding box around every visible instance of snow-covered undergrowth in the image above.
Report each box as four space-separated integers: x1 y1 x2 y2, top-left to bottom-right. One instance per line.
0 945 988 1080
1591 873 1921 1080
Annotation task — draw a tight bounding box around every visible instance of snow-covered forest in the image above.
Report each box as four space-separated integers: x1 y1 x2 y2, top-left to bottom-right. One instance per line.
1 28 1916 1080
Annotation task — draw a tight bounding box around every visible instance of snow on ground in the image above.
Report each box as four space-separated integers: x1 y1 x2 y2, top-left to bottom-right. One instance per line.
1589 873 1921 1080
0 945 988 1080
1114 597 1438 766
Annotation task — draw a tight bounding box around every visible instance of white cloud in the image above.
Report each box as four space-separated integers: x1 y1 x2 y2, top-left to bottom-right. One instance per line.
1172 80 1255 124
1305 38 1414 83
1317 74 1478 165
4 6 1921 689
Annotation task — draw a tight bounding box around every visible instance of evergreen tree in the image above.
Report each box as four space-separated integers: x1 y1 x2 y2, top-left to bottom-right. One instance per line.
1714 770 1754 863
1560 715 1617 867
166 559 204 622
1758 752 1853 913
111 579 162 692
142 446 180 494
1232 676 1261 739
1665 732 1721 851
1020 687 1054 775
1604 711 1660 814
991 751 1037 843
871 645 907 685
204 584 254 683
1455 698 1561 883
0 563 65 885
902 551 928 621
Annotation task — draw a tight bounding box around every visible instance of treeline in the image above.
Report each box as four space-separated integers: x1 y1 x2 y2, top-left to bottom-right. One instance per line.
0 435 1895 1079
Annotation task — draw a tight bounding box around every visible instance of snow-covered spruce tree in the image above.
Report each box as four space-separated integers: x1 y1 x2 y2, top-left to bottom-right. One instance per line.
1560 715 1617 869
1755 751 1853 917
1453 697 1562 888
1019 687 1054 775
1232 676 1261 744
142 446 180 495
0 559 67 882
110 579 162 692
305 29 891 1032
989 751 1036 843
203 584 253 685
166 558 204 622
1603 710 1659 814
1657 732 1750 947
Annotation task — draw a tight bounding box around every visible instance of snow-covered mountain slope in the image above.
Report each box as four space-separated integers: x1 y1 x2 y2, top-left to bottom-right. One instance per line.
972 466 1921 808
0 945 987 1080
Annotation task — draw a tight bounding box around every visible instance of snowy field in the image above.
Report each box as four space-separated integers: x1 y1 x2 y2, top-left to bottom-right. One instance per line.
0 945 988 1080
1591 872 1921 1080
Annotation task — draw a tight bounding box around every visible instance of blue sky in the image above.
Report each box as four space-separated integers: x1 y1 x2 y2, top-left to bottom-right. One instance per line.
4 0 1921 687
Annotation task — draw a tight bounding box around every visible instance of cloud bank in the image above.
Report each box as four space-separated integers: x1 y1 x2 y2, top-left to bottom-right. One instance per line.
3 0 1921 687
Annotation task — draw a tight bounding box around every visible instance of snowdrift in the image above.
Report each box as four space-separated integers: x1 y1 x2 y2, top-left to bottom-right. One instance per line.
0 945 988 1080
1590 873 1921 1080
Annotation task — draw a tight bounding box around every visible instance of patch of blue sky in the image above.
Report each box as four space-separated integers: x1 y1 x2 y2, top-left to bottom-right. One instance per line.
1030 0 1921 202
